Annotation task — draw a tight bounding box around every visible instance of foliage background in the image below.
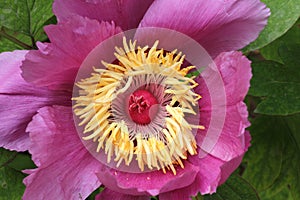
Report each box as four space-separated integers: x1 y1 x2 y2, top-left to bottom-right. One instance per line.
0 1 299 199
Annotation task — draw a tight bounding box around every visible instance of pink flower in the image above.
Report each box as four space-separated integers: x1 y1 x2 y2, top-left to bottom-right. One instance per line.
0 0 270 199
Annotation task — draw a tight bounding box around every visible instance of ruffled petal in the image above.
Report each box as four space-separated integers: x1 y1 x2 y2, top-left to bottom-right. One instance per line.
219 131 251 184
96 188 150 200
160 132 250 198
21 16 122 91
197 132 250 195
23 106 101 200
97 161 200 196
160 131 251 198
209 102 250 159
53 0 154 30
159 155 223 199
215 51 252 105
0 50 70 151
139 0 270 57
195 51 251 161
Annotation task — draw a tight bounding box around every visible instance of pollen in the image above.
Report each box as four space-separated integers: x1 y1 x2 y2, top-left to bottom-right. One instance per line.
72 37 204 175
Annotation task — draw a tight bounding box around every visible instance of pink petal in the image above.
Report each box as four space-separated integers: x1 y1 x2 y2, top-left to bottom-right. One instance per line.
191 154 223 195
21 16 122 91
215 51 252 105
97 161 200 196
160 154 223 199
53 0 154 30
0 50 70 151
23 106 101 200
195 51 251 161
160 133 251 198
219 131 251 184
200 102 250 161
96 188 150 200
139 0 270 57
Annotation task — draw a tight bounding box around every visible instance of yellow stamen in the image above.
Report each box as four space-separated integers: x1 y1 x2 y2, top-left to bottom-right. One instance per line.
73 37 204 175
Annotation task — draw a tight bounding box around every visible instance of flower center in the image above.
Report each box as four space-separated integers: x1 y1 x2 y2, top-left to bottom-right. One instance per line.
72 38 204 175
128 89 158 125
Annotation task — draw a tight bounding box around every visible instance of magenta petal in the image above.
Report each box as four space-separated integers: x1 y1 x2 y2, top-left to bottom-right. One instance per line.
195 51 251 161
206 102 250 161
160 154 223 198
219 131 251 184
161 135 250 198
0 50 28 94
21 16 122 91
97 161 199 196
215 51 252 105
53 0 154 30
0 50 70 151
139 0 270 57
23 106 101 199
96 188 150 200
186 133 250 197
191 155 223 195
207 52 251 161
159 180 200 200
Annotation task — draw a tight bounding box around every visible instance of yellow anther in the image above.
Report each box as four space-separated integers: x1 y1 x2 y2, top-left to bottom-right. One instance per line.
73 37 203 175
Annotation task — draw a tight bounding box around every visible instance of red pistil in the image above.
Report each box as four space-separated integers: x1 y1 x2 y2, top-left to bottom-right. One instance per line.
128 89 158 125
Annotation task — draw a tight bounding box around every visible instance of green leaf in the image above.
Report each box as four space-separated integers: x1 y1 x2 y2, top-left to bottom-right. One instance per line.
249 44 300 115
0 0 54 50
0 149 18 167
0 27 33 52
0 0 54 38
260 186 294 200
0 148 35 171
0 149 25 200
284 115 300 200
7 153 35 171
243 0 300 51
86 187 103 200
260 19 300 63
242 115 300 200
243 117 284 191
0 167 25 200
202 175 259 200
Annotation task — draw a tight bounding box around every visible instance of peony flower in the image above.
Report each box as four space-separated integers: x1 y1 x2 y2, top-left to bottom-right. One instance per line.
0 0 270 199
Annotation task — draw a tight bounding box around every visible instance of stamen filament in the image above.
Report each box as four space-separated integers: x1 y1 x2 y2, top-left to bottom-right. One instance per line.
73 37 203 175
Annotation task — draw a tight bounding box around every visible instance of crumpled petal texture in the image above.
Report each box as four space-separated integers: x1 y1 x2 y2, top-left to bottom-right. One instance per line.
195 51 252 162
159 134 250 199
23 106 102 200
97 161 200 196
21 16 122 91
0 50 70 151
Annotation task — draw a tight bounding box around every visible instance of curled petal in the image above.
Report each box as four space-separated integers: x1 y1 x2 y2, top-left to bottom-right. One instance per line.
160 135 250 198
195 51 251 161
21 16 122 91
97 161 200 196
0 50 69 151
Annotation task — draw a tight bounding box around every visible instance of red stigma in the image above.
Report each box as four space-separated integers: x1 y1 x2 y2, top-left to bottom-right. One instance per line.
128 89 158 125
